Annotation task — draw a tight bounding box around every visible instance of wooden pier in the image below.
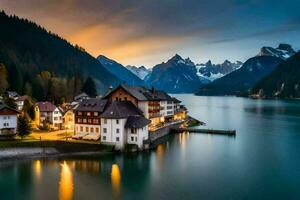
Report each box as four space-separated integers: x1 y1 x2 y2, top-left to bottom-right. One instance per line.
171 128 236 136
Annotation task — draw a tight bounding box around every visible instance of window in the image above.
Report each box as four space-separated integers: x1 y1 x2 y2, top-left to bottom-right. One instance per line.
95 128 99 133
94 112 98 116
116 119 119 124
83 119 87 123
116 128 119 134
104 119 107 124
87 112 91 116
90 127 94 133
135 137 137 142
78 112 83 116
93 119 99 124
7 116 10 119
102 136 106 141
103 128 107 133
131 137 134 142
77 118 82 123
116 137 119 142
86 127 89 132
54 117 58 120
54 111 59 114
88 119 92 123
80 126 83 132
124 97 127 101
131 128 136 134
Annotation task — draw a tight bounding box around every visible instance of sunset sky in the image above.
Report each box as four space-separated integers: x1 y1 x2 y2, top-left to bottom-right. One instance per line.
1 0 300 67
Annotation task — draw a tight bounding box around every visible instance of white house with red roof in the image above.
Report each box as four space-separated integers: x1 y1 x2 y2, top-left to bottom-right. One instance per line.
35 102 63 130
0 103 19 137
15 95 28 111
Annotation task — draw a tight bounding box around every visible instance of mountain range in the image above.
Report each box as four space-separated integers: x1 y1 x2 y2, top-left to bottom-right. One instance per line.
97 55 146 86
144 54 210 93
196 44 296 96
126 65 151 80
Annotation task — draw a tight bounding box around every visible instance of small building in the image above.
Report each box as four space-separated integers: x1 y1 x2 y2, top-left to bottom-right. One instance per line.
35 102 63 130
74 92 90 102
100 101 150 149
0 103 19 137
73 98 108 140
15 95 28 111
5 91 19 100
62 109 75 130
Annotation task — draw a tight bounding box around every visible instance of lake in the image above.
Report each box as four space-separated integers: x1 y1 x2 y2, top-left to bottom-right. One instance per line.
1 95 300 200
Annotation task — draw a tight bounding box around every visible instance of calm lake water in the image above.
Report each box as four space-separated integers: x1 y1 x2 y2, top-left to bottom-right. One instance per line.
1 95 300 200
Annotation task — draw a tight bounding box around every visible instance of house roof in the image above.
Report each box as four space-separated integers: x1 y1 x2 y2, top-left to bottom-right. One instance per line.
16 95 28 102
172 97 181 103
0 103 19 114
104 84 173 101
75 98 108 112
37 102 57 112
100 101 143 119
6 91 19 98
125 116 151 128
74 92 89 101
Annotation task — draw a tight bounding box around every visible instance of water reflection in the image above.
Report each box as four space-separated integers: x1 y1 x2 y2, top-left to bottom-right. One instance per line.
59 161 73 200
74 160 101 175
34 160 41 181
111 164 121 199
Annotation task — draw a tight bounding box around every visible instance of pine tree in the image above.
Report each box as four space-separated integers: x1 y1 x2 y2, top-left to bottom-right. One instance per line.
0 63 8 95
17 115 32 138
82 77 97 97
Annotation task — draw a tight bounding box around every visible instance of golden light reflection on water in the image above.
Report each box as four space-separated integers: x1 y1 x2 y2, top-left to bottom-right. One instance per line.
111 164 121 199
34 160 41 181
59 161 74 200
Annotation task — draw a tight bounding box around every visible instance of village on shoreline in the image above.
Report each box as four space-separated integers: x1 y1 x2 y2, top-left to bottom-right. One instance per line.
0 84 194 157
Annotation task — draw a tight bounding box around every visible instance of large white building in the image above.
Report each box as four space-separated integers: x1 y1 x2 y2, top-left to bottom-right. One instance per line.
100 101 150 149
0 103 19 137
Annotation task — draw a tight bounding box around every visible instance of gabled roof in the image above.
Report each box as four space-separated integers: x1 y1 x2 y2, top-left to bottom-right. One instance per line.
100 101 143 119
125 116 151 128
36 102 57 112
172 97 181 103
104 84 173 101
0 103 19 114
75 98 108 112
74 92 89 101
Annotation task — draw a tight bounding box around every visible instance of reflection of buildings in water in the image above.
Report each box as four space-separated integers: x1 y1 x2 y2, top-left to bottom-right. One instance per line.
74 159 101 175
178 131 189 150
59 161 73 200
111 164 121 199
34 160 41 181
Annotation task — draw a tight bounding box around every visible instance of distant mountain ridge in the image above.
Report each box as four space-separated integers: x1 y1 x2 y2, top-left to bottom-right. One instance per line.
257 43 296 60
196 56 284 96
126 65 151 80
97 55 146 86
196 60 243 81
145 54 210 93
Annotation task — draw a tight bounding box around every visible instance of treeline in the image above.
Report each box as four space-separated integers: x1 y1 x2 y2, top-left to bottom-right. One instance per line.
0 63 97 104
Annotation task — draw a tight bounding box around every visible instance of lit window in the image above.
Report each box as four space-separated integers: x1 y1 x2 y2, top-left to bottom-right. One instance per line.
88 119 92 123
87 112 91 116
83 119 87 123
94 112 98 116
78 112 82 116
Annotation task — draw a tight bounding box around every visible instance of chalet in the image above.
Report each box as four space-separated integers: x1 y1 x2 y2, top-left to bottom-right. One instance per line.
62 109 75 130
15 95 28 111
35 102 63 130
0 103 19 137
73 99 108 140
100 101 150 149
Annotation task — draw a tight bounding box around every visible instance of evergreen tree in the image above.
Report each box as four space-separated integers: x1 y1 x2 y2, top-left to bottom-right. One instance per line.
0 63 8 95
82 77 97 97
17 115 32 138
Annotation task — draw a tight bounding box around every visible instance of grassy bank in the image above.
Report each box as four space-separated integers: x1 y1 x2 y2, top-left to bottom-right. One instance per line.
0 140 114 153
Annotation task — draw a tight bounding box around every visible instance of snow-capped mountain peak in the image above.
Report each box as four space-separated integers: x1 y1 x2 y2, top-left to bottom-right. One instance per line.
126 65 151 80
257 43 295 60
